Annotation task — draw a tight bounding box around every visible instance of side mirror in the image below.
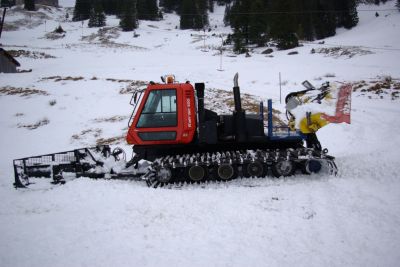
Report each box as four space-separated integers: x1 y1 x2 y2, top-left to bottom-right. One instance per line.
302 80 315 90
285 97 301 111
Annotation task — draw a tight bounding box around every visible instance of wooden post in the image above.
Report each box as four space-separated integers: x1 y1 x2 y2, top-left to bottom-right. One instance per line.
217 35 224 71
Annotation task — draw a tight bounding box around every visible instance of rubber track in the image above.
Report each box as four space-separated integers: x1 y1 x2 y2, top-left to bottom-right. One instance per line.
145 148 337 188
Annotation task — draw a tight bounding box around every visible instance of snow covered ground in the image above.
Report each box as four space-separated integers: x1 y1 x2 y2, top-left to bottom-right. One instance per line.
1 1 400 267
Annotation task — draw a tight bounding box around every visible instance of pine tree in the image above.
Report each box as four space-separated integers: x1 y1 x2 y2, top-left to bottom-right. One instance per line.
335 0 345 27
73 0 92 21
1 0 13 7
88 1 106 27
269 0 299 49
194 0 209 29
217 0 232 4
313 0 336 40
223 3 231 26
101 0 117 15
24 0 35 11
149 0 160 20
54 24 66 34
298 0 315 41
137 0 159 20
225 0 359 49
209 0 214 12
116 0 127 18
233 31 247 54
342 0 358 29
137 0 145 19
98 10 106 26
335 0 358 29
88 8 97 27
396 0 400 11
248 0 268 46
230 0 252 46
161 0 180 13
119 0 138 31
374 0 388 4
180 0 197 29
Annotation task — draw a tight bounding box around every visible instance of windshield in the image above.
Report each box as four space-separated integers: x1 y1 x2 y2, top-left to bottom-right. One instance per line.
137 89 177 128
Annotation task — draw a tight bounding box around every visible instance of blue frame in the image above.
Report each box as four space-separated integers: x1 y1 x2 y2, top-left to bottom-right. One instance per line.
266 99 304 141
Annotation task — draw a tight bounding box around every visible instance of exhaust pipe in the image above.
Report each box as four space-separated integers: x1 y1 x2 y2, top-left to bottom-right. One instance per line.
232 73 247 142
195 82 205 125
233 73 243 112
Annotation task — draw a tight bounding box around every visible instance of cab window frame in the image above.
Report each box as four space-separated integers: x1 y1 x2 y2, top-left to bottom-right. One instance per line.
136 88 178 128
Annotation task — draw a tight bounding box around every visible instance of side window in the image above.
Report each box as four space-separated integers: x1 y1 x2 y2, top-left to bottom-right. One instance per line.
137 89 177 128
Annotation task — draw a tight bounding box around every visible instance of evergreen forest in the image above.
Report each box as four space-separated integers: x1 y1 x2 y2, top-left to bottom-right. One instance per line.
69 0 399 52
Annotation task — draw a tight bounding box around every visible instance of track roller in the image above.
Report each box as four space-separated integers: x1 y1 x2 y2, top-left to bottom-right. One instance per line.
187 165 207 182
141 147 337 187
272 160 295 178
155 166 172 183
217 164 235 180
303 159 322 174
244 161 265 178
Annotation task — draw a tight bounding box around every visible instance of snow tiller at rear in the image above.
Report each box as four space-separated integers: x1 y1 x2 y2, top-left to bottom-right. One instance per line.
13 73 351 189
13 146 147 188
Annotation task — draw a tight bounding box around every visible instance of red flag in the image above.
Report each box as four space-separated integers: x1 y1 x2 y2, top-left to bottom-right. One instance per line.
322 84 352 124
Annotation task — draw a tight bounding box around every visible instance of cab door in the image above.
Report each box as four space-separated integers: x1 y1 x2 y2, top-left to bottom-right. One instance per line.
126 83 196 145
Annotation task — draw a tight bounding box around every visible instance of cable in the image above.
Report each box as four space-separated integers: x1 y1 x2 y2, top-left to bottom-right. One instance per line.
65 9 400 17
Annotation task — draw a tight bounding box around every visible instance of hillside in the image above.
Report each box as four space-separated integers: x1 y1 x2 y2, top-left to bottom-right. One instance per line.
1 1 400 267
